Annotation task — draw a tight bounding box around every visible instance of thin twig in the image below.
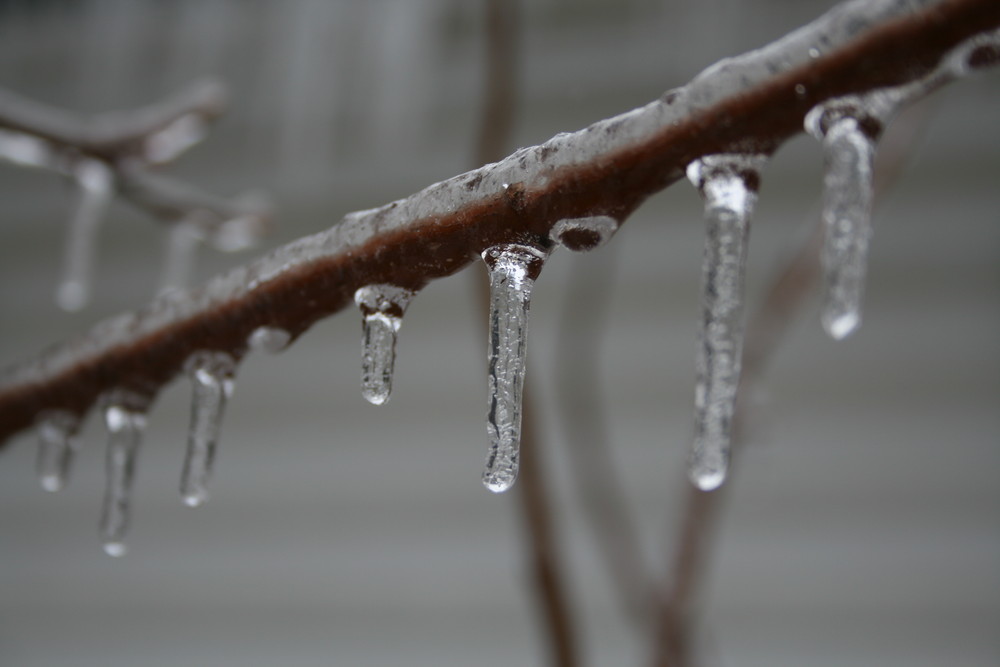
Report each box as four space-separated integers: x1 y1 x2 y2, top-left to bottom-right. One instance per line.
1 0 996 444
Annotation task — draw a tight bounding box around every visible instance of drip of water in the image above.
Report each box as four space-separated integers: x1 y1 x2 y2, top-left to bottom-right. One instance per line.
180 352 236 507
481 244 547 493
805 107 876 340
247 326 291 354
549 215 619 252
686 154 766 491
57 159 113 312
158 221 201 295
35 410 81 492
99 395 148 557
354 285 414 405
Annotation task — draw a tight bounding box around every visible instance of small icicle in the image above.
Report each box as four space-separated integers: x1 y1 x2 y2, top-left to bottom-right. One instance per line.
180 352 236 507
158 220 201 295
247 326 291 354
143 114 207 165
481 243 547 493
354 285 414 405
549 215 619 252
805 104 877 340
99 394 148 557
686 154 766 491
57 159 113 312
35 410 81 492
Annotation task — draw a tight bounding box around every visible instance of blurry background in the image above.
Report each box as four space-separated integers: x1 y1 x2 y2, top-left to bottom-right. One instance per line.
0 1 997 665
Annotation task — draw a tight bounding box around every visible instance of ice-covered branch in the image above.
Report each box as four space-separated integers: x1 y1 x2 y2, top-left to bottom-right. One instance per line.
1 0 997 445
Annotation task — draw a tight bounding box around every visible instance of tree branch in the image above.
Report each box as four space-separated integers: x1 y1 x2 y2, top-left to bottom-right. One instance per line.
1 0 997 444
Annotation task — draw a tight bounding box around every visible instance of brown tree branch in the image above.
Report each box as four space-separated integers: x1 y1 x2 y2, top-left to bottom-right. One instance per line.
1 0 997 444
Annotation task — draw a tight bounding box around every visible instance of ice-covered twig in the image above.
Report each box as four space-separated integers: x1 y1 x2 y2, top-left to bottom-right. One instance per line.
1 0 997 445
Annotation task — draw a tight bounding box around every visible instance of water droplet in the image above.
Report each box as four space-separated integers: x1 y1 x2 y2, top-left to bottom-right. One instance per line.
180 352 236 507
36 410 81 492
99 394 148 557
247 326 291 354
805 108 876 340
354 285 414 405
481 244 547 493
57 159 113 312
685 154 766 492
550 215 619 252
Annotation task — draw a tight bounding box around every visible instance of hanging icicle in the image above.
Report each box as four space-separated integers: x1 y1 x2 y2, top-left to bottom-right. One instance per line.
180 352 236 507
354 285 414 406
805 103 877 340
35 410 81 492
685 154 767 491
99 393 148 557
549 215 619 252
481 243 547 493
56 158 113 312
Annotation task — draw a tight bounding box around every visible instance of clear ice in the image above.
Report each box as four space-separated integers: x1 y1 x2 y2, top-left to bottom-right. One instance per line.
686 154 765 491
159 221 201 295
549 215 619 252
354 285 414 405
180 352 236 507
481 244 546 493
805 108 876 340
99 398 148 557
35 411 81 492
57 159 113 312
247 326 291 354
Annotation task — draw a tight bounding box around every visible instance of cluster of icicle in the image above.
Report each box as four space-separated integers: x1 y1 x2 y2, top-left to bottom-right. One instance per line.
0 106 264 312
28 27 999 555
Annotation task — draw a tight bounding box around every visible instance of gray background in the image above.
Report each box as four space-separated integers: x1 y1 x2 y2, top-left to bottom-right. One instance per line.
0 1 997 665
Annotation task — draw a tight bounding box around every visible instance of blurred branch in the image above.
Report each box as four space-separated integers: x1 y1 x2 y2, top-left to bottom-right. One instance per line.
1 0 997 444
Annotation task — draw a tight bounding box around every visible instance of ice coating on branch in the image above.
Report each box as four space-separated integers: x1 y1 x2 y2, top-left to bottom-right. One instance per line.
99 394 148 557
481 244 546 493
354 285 414 405
159 221 201 295
57 159 113 312
35 410 81 492
143 113 207 165
247 326 291 354
550 215 619 252
805 108 876 340
686 154 765 491
180 352 235 507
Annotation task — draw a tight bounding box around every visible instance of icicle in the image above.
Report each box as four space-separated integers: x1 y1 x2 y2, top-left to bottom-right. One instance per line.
805 104 877 340
180 352 236 507
57 159 113 312
158 220 201 295
210 192 271 253
685 154 766 491
549 215 619 252
354 285 414 405
35 411 81 492
481 243 547 493
247 326 291 354
99 394 148 557
0 129 53 168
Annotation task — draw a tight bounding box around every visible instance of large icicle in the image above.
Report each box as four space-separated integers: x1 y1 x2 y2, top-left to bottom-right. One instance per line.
57 158 113 312
35 410 81 492
805 105 877 340
99 394 148 557
481 243 547 493
686 154 766 491
180 352 236 507
354 285 414 405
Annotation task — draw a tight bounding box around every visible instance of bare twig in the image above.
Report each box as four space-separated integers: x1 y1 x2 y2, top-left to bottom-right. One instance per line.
1 0 996 445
